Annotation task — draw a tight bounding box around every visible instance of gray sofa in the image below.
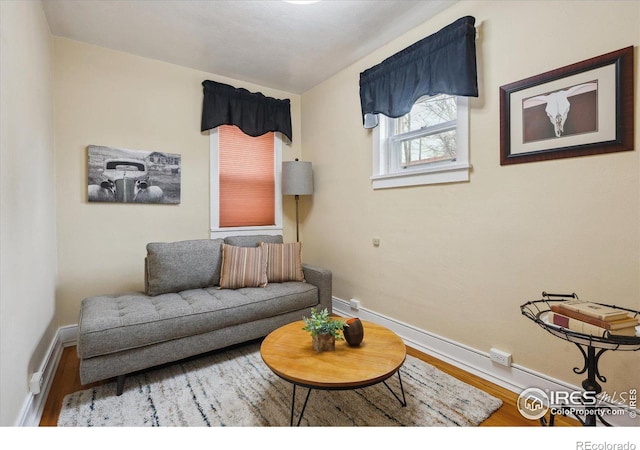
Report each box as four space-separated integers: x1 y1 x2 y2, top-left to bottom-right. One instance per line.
76 234 332 395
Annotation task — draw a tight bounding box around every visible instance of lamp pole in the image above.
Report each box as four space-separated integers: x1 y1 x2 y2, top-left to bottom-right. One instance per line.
282 158 313 243
294 194 300 242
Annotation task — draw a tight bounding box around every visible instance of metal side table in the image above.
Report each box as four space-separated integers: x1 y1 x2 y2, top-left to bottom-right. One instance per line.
521 292 640 426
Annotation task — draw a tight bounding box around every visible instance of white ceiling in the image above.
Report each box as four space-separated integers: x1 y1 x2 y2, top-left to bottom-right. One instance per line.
42 0 456 94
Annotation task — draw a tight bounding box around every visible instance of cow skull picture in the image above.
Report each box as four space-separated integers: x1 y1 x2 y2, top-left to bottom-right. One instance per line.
524 82 597 138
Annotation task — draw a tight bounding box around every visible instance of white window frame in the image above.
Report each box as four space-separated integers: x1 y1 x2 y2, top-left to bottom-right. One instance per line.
371 96 470 189
209 129 283 239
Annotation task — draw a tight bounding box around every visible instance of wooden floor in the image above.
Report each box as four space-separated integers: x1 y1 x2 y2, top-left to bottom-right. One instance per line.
39 343 578 427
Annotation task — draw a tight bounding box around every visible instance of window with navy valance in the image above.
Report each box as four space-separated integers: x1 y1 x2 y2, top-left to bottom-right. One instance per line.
201 80 293 142
359 16 478 129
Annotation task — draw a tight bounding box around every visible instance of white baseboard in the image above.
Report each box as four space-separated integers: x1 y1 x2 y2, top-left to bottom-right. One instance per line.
17 325 78 427
332 296 638 427
18 302 638 427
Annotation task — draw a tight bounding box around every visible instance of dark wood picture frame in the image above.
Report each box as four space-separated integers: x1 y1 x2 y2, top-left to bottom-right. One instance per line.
500 46 634 165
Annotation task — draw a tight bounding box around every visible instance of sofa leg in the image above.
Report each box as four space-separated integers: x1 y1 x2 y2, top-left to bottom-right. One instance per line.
116 375 125 396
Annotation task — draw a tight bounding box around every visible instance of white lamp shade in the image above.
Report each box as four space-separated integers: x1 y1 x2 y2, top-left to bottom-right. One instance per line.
282 160 313 195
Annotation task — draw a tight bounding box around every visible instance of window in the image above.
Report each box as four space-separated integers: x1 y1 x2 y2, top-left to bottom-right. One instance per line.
210 125 283 238
371 94 470 189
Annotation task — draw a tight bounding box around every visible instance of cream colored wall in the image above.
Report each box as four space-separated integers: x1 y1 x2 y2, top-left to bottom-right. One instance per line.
0 1 57 425
2 1 632 426
53 38 302 326
301 1 639 394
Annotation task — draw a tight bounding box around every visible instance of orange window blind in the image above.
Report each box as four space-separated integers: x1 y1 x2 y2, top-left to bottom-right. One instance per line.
218 125 275 227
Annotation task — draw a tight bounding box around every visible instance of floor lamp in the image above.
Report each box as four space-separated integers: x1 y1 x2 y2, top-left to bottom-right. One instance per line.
282 159 313 242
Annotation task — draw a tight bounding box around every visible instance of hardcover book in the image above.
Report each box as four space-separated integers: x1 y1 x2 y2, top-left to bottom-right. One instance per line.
548 312 636 337
550 304 638 330
559 300 630 322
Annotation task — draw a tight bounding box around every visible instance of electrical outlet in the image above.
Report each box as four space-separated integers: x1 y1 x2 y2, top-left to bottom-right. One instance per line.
29 371 43 395
349 299 361 310
489 348 512 367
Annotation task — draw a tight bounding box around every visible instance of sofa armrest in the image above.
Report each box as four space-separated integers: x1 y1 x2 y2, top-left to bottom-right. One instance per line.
302 264 332 313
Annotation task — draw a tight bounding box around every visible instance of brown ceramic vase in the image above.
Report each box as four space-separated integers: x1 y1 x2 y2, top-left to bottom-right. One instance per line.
343 318 364 346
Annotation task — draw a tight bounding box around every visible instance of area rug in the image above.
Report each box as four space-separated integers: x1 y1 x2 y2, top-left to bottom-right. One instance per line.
58 342 502 427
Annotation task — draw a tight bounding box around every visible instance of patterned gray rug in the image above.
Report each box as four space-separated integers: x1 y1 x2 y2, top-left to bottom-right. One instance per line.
58 341 502 426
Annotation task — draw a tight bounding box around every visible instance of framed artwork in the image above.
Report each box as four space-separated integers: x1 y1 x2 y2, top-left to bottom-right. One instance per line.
88 145 181 204
500 46 634 165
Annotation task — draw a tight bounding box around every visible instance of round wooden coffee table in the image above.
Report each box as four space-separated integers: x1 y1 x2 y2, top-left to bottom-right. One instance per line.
260 319 407 425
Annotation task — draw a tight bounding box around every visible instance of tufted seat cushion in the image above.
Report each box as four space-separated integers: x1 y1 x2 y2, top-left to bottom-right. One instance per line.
77 281 317 359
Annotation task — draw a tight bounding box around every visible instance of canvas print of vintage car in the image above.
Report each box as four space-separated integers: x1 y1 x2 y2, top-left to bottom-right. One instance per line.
88 145 181 204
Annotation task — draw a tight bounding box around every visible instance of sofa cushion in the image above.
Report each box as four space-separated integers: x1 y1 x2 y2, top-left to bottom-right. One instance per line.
224 234 283 247
219 244 268 289
261 241 305 283
77 282 318 358
145 239 223 296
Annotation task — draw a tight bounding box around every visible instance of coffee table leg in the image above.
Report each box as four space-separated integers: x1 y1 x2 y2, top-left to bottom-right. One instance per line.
290 384 313 426
382 370 407 407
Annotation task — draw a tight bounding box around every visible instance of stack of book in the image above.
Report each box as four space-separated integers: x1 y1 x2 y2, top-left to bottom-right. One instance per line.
548 300 639 338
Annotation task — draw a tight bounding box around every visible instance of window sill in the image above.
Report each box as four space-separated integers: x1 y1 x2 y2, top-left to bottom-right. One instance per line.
210 226 283 239
371 162 471 189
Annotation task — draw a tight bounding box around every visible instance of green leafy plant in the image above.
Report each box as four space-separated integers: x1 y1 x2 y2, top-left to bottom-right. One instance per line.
302 308 345 339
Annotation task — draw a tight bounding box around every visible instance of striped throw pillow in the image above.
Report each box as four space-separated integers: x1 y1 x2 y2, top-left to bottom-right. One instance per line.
260 241 305 283
219 244 268 289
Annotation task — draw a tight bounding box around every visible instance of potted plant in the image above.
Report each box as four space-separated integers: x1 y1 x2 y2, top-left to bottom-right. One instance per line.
302 308 345 352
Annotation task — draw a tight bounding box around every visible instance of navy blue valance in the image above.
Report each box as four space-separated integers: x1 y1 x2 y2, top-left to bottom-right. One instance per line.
359 16 478 129
201 80 293 142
